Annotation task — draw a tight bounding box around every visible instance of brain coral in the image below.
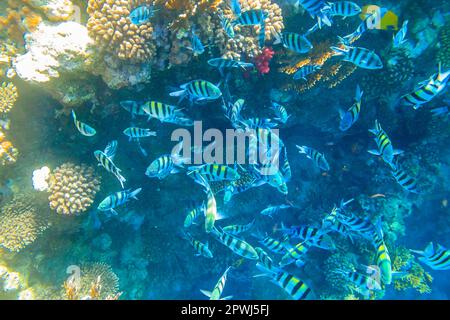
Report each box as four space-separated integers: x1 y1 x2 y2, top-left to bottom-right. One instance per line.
0 82 18 114
47 163 101 215
0 194 50 252
86 0 156 62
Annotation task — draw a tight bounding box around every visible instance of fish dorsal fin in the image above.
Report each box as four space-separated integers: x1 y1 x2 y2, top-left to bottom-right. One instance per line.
104 140 118 159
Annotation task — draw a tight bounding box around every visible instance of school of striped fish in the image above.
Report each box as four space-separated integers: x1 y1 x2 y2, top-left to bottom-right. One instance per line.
65 0 450 300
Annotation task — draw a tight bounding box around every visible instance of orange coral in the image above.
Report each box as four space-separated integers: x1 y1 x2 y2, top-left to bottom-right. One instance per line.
0 1 43 44
0 130 18 166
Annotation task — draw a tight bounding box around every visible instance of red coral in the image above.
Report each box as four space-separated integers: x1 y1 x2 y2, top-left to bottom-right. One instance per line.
254 47 275 74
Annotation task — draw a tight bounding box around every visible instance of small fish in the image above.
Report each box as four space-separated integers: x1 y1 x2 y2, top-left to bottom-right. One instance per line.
329 1 361 18
188 164 241 181
230 0 242 17
392 20 408 48
370 218 392 285
260 204 291 218
94 141 126 188
213 227 259 260
222 219 255 235
256 167 289 195
331 44 383 69
225 98 245 127
145 142 187 179
187 29 206 55
142 101 185 122
219 13 235 38
411 242 450 270
297 0 332 28
195 175 221 233
71 110 96 137
184 202 205 228
336 211 374 238
200 267 233 300
123 127 156 141
120 100 147 117
271 102 290 124
255 264 314 300
334 268 381 298
339 85 363 131
97 188 142 216
182 231 213 259
208 58 253 71
170 80 222 103
400 64 450 109
279 223 322 241
129 5 158 25
368 120 403 170
293 65 321 80
296 145 330 171
274 32 313 54
391 161 420 194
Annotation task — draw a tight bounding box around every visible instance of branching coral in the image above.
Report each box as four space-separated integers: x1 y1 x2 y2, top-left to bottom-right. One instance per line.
47 163 101 215
221 0 284 60
62 263 121 300
279 37 356 93
87 0 156 62
0 194 50 252
0 82 18 114
164 0 222 30
391 246 433 294
0 130 19 166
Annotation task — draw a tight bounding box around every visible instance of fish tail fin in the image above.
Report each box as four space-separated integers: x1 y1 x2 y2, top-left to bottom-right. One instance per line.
330 45 348 56
130 187 142 200
117 173 126 189
355 84 363 101
71 109 76 121
200 289 212 298
169 89 186 98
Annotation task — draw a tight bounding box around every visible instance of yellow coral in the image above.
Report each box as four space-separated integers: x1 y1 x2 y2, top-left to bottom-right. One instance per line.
0 82 18 114
0 130 19 165
47 163 101 215
87 0 156 62
0 194 50 252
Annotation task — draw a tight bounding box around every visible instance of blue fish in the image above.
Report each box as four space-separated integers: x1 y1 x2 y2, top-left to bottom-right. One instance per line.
71 110 96 137
338 84 363 131
187 29 206 55
230 0 242 17
129 5 158 25
293 65 321 80
393 20 408 48
98 188 142 216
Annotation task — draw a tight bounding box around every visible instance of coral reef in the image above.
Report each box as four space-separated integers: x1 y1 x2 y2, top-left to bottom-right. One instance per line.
164 0 223 31
279 37 357 93
0 82 18 114
0 130 19 165
391 246 433 294
221 0 284 60
87 0 156 62
0 194 50 252
47 163 101 216
361 48 415 99
62 263 121 300
254 46 274 74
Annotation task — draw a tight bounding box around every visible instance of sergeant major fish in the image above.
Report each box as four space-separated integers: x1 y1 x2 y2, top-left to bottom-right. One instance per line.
94 141 126 188
392 20 408 48
293 65 321 80
186 28 206 56
370 218 392 285
208 58 254 71
71 110 96 137
274 32 313 54
271 102 290 124
142 101 185 122
188 164 241 181
182 231 213 259
97 188 142 216
184 202 205 228
297 0 332 28
391 160 420 194
212 227 259 260
219 13 235 38
120 100 148 118
145 142 188 179
129 5 158 25
170 80 222 103
368 120 403 170
338 84 363 131
334 268 381 298
296 145 330 171
260 204 291 218
400 64 450 109
200 267 233 300
123 127 156 141
329 1 361 18
411 242 450 270
331 44 383 69
222 219 255 235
